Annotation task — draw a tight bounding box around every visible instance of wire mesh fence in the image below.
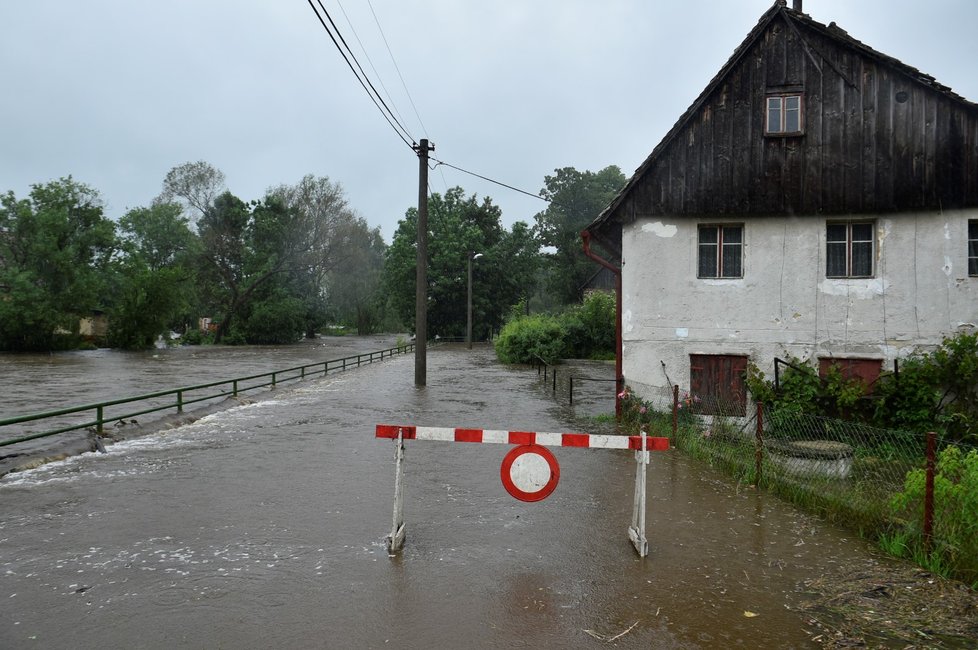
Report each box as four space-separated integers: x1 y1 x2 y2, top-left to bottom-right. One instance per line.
617 384 978 585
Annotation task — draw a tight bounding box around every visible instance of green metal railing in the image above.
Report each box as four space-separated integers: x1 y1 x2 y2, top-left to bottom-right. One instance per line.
0 343 415 448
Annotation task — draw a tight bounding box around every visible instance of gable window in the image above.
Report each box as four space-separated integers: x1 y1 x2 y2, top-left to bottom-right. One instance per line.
690 354 748 416
969 220 977 276
766 94 803 135
826 221 874 278
698 224 743 278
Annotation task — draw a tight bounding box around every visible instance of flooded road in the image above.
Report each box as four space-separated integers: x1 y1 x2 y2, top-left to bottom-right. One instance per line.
1 345 886 648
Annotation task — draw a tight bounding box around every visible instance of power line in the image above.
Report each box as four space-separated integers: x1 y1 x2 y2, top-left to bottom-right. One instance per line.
304 0 415 150
334 0 414 138
366 0 429 138
431 158 550 203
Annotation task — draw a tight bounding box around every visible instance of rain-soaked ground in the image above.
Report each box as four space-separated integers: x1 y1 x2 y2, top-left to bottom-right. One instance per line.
0 343 946 648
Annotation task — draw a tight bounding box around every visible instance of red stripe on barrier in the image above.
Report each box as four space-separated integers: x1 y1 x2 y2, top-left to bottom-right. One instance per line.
376 424 417 439
508 431 535 445
628 436 670 451
455 428 483 443
561 433 590 448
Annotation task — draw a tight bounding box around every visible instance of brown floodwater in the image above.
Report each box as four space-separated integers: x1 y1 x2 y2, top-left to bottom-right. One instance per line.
0 344 885 648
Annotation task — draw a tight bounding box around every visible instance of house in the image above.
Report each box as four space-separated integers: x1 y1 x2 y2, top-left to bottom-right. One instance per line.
583 0 978 416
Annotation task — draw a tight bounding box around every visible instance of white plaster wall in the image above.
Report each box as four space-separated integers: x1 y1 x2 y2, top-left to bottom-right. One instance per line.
620 211 978 399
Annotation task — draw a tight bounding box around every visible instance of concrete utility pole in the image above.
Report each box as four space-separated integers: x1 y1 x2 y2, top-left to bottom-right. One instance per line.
414 139 433 386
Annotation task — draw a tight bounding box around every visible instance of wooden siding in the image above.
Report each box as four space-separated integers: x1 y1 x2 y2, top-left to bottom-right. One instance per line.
614 13 978 220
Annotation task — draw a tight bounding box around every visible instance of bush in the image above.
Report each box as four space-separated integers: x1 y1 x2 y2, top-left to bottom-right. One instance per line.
875 333 978 444
560 291 615 359
495 313 565 364
495 293 615 365
889 445 978 584
239 296 306 344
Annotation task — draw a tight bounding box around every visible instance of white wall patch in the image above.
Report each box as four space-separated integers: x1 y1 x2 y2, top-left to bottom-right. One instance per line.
641 221 678 238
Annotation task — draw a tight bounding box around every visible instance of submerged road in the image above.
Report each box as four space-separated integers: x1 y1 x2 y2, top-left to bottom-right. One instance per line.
1 345 886 648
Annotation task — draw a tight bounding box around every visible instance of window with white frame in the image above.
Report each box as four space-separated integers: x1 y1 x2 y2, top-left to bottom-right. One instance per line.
698 224 743 278
969 219 977 277
766 94 803 135
826 221 874 278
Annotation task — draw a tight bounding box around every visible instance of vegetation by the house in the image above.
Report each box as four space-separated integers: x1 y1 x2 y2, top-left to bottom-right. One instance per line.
494 291 616 364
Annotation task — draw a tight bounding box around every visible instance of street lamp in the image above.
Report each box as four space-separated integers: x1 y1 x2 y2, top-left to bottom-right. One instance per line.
467 251 483 349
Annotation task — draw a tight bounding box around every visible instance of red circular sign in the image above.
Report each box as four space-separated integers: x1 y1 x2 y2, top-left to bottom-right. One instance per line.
500 444 560 502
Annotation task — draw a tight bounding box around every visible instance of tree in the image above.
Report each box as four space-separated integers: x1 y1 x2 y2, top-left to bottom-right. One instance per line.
155 161 227 226
532 166 626 304
107 203 199 349
0 178 117 351
326 218 388 334
384 187 541 340
266 174 363 337
196 175 362 343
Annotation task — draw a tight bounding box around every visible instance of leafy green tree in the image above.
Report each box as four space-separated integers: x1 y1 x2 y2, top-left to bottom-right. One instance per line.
106 203 199 349
384 187 540 340
532 166 625 304
0 178 117 351
196 192 279 342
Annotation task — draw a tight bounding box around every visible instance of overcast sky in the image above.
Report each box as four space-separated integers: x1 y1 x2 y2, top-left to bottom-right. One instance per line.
3 1 977 242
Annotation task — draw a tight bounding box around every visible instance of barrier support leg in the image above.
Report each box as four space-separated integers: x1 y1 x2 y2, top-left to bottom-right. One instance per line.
628 429 649 557
386 428 407 553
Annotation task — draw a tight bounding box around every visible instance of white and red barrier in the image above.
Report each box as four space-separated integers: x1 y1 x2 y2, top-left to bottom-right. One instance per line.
376 424 669 557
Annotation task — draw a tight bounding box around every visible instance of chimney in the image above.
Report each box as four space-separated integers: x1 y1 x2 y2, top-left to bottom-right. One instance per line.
793 0 803 11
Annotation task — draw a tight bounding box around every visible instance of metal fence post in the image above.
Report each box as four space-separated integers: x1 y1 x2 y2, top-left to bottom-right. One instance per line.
552 368 557 394
177 390 184 414
233 380 239 397
672 385 679 438
272 372 277 387
924 430 936 553
569 376 574 405
96 405 104 436
754 402 764 487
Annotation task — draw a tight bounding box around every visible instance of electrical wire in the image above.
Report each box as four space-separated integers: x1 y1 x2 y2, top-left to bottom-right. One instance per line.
304 0 415 150
335 0 413 138
366 0 429 138
431 158 550 202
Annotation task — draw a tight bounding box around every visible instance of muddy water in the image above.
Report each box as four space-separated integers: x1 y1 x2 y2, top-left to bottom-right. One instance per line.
1 346 880 648
0 335 401 462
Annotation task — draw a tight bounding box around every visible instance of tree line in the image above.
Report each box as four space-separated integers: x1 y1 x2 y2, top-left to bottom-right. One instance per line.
0 161 624 351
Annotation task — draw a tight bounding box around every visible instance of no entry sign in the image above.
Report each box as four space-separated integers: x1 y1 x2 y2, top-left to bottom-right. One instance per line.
500 444 559 502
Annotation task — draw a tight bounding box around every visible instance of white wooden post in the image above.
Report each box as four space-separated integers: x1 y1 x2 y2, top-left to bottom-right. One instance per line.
628 429 649 557
386 428 407 553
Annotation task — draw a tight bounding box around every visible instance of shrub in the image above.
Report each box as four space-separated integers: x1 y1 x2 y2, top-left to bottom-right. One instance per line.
560 291 615 359
889 445 978 584
875 333 978 444
240 296 306 344
495 313 565 364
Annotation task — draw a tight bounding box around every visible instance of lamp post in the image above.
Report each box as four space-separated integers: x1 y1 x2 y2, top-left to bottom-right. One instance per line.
467 251 483 349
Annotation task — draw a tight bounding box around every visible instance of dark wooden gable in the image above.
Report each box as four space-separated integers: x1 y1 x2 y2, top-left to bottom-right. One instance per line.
591 1 978 235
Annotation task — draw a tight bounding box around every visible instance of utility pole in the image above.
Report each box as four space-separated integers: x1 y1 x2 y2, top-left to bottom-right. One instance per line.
466 251 482 350
414 139 433 386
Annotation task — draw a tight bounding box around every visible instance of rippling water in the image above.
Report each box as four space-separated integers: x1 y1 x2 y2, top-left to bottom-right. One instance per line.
0 345 886 648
